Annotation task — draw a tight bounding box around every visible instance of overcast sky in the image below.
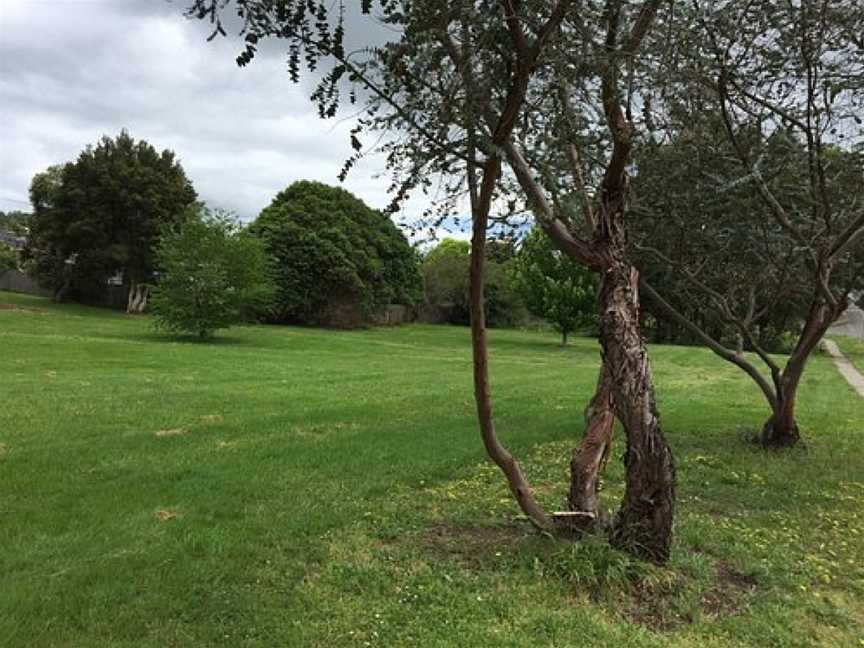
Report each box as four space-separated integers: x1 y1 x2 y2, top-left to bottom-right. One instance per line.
0 0 445 231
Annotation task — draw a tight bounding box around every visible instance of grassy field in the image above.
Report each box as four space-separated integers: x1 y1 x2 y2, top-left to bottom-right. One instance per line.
834 334 864 375
1 291 863 647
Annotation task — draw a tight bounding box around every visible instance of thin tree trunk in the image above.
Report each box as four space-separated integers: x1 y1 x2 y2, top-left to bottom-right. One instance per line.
127 282 138 313
603 263 676 564
469 159 552 532
735 332 745 359
568 358 615 528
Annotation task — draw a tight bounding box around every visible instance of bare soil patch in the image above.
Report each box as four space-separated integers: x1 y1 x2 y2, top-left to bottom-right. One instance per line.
154 428 185 438
418 522 528 568
624 560 757 632
154 509 179 522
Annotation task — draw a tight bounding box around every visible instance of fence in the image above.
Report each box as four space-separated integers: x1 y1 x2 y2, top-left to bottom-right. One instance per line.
0 270 52 298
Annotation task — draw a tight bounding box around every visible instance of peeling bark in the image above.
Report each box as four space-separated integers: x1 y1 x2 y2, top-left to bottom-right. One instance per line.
603 263 676 564
567 359 615 528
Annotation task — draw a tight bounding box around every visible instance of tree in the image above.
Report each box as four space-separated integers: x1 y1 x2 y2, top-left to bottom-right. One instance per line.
250 181 422 327
150 207 275 339
0 244 17 274
25 166 70 299
0 211 27 274
513 227 598 344
631 0 864 447
188 0 676 563
26 132 197 311
422 238 523 327
421 239 470 323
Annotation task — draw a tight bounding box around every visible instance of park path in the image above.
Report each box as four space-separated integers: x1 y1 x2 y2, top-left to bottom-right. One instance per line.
822 339 864 399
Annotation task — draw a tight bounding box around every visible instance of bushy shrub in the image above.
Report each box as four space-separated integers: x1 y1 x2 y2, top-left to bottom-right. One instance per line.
251 181 422 326
512 227 598 344
150 207 274 339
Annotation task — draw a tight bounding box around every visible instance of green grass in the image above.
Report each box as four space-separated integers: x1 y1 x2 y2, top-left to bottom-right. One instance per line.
833 335 864 375
1 291 862 647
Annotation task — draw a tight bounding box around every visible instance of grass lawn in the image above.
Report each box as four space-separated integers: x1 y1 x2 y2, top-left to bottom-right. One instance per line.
833 335 864 375
1 291 863 647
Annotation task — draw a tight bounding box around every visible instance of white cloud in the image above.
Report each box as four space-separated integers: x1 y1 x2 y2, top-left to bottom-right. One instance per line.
0 0 432 224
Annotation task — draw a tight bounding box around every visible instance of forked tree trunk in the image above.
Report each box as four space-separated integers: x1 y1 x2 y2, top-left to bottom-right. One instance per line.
602 262 676 564
761 298 842 448
760 355 818 450
762 407 799 447
126 282 150 314
568 359 615 527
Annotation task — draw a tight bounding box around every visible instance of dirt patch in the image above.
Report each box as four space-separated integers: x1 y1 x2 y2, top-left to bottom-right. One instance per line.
154 428 185 438
623 578 688 632
0 443 8 456
215 440 237 450
200 414 223 424
717 561 758 589
623 561 757 632
701 561 757 618
154 509 179 522
418 522 528 568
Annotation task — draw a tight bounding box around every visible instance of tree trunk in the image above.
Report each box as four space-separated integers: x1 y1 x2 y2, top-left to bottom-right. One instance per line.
126 282 149 314
761 392 800 447
602 263 676 564
469 158 552 532
562 330 568 346
735 332 745 359
761 297 844 448
53 275 71 302
567 359 615 529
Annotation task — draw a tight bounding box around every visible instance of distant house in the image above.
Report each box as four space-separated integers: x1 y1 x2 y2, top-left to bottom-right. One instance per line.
0 230 26 250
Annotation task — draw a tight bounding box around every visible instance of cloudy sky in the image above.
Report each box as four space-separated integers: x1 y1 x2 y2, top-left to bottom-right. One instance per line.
0 0 442 229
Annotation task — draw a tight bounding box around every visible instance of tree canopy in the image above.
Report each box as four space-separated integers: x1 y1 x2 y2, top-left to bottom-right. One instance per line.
421 237 523 327
26 131 197 307
512 227 598 345
628 0 864 446
150 206 275 339
250 180 423 326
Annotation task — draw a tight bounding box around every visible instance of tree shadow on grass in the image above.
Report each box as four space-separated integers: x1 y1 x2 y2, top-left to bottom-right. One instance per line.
119 331 252 346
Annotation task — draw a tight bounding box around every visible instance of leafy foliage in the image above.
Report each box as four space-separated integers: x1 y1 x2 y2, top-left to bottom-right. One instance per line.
421 238 523 327
421 239 470 322
0 210 32 237
512 228 598 344
150 207 275 339
250 181 422 325
26 132 196 300
0 244 18 274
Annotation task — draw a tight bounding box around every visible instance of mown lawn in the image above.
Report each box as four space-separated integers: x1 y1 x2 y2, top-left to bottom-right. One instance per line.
834 334 864 375
1 291 862 647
